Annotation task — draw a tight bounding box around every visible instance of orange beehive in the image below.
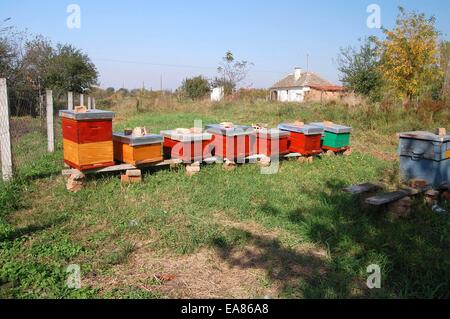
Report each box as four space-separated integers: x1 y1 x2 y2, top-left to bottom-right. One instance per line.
60 110 115 170
113 133 163 166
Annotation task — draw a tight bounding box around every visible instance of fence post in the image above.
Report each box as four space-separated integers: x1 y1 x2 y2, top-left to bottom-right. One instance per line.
0 78 13 181
68 91 73 110
46 90 54 153
87 96 91 110
80 94 84 106
93 98 96 109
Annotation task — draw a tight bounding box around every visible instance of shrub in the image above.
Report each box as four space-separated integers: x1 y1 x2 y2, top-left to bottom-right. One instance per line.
179 76 210 100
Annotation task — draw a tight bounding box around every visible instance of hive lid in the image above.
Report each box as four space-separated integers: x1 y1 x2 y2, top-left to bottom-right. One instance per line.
309 122 352 134
205 124 255 136
59 109 115 120
278 123 323 135
399 131 450 142
160 130 213 142
113 133 163 146
256 128 290 137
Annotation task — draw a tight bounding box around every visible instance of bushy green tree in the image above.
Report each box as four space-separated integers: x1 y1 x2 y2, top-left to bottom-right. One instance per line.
179 76 210 100
0 25 98 115
337 37 383 101
46 44 98 95
378 7 440 106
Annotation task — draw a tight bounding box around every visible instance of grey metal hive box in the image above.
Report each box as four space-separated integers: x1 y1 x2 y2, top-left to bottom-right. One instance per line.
277 123 323 135
113 133 163 146
398 131 450 187
205 124 255 136
59 109 115 120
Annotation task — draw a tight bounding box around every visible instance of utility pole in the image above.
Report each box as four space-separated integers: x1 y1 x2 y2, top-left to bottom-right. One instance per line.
306 54 310 73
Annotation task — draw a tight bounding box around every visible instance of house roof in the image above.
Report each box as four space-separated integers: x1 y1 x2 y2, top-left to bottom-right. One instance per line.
270 71 334 89
309 85 346 92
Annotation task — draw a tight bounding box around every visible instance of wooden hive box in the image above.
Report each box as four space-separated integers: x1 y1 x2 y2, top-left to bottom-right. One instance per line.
310 122 352 152
160 130 213 163
60 109 115 170
113 133 163 166
256 128 290 157
278 123 323 156
205 124 256 160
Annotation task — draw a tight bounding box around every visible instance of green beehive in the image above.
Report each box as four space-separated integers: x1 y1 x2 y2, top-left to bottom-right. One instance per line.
310 122 352 150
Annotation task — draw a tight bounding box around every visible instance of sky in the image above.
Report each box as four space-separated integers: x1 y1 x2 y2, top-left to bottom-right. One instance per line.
1 0 449 90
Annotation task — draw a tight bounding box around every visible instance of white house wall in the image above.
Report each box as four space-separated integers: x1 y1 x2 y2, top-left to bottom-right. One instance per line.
276 87 308 102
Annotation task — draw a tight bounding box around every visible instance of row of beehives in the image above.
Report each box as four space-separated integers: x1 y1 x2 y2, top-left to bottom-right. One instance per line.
59 109 449 188
59 110 352 171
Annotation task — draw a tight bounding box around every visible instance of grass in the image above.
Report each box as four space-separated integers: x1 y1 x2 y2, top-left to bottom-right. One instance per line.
0 99 449 299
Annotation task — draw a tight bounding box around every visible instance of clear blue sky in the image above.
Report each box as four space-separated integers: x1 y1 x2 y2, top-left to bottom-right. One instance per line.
1 0 449 90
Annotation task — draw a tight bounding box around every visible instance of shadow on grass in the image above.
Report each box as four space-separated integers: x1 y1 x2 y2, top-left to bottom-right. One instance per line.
1 215 69 242
211 230 328 298
213 178 450 298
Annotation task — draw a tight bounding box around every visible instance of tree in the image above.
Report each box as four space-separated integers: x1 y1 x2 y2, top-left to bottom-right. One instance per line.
216 51 253 94
378 7 441 106
179 76 210 100
439 41 450 100
106 87 115 94
338 37 383 101
0 25 99 115
45 44 98 95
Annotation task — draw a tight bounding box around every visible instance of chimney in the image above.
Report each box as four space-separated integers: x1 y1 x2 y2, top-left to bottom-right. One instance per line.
294 67 302 81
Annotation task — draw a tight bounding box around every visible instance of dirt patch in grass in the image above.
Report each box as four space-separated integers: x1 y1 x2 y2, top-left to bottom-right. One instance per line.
85 216 328 298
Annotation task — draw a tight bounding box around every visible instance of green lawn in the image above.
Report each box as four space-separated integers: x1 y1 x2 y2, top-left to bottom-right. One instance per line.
0 100 449 298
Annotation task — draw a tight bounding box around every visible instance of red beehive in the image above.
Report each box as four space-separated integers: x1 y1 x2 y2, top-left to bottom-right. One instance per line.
256 128 290 156
278 123 324 156
160 129 213 163
205 124 256 160
60 109 115 170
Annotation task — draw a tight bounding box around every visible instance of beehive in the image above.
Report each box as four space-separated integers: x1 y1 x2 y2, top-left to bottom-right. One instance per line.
256 128 290 156
205 124 256 160
113 133 163 165
60 110 115 170
278 123 323 156
399 131 450 187
310 122 352 152
160 130 213 163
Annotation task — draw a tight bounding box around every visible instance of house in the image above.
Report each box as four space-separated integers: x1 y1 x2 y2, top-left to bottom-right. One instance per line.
270 67 346 103
211 87 224 102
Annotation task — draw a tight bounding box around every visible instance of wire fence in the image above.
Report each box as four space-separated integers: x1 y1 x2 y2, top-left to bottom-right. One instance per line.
0 80 97 181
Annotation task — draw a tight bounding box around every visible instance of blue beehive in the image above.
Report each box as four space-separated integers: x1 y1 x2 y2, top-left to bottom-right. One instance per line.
398 131 450 187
